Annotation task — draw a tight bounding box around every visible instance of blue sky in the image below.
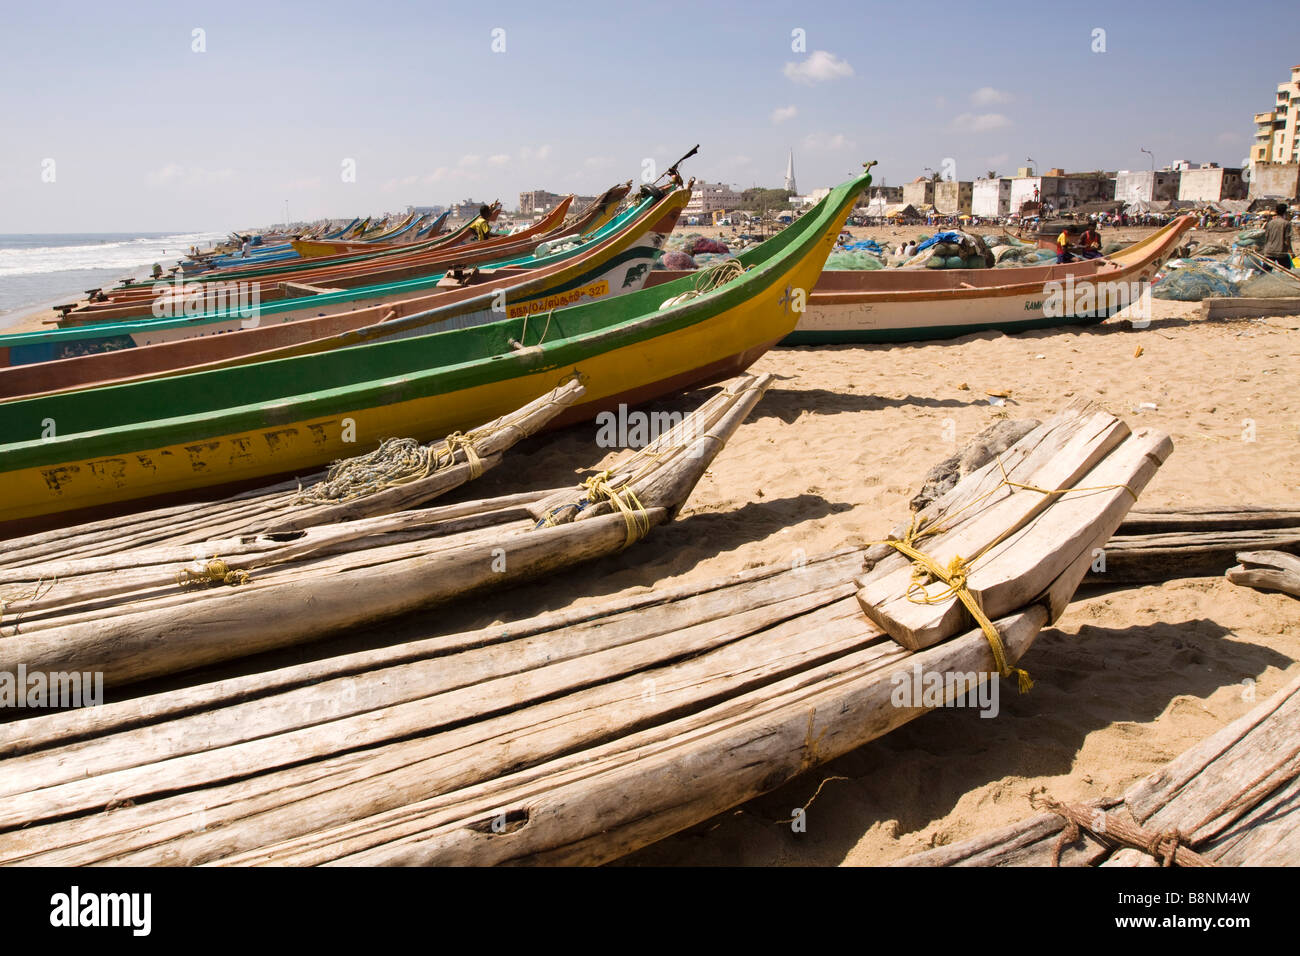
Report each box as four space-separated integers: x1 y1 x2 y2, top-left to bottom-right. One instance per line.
1 0 1297 231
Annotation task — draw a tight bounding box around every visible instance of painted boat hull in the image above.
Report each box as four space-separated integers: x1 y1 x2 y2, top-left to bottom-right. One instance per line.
0 172 871 529
784 217 1193 344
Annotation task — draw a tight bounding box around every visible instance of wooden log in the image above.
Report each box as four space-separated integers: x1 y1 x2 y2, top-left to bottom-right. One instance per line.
0 549 866 761
1226 550 1300 599
1200 296 1300 321
294 609 1049 866
1086 529 1300 584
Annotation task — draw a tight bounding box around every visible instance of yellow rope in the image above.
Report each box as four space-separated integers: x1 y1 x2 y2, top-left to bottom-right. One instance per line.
868 453 1142 693
176 557 250 588
580 470 651 548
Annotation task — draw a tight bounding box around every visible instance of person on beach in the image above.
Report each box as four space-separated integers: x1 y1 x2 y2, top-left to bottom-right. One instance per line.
468 205 494 241
1079 223 1102 259
1261 203 1293 270
1055 225 1076 264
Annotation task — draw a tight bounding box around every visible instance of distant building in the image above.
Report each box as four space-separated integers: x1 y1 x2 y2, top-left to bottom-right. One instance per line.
1114 169 1181 205
934 180 974 215
1251 65 1300 165
866 185 903 202
972 178 1013 217
449 198 492 221
784 149 797 194
902 178 935 209
1248 161 1300 200
405 204 445 216
1010 172 1114 215
518 190 567 217
684 182 740 218
793 187 832 208
1177 164 1246 202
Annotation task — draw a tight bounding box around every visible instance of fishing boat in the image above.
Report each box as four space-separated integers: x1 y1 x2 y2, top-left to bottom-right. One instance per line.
0 374 766 688
0 399 1170 865
644 217 1193 344
0 165 873 530
787 216 1193 343
0 185 691 400
48 200 569 327
291 209 468 259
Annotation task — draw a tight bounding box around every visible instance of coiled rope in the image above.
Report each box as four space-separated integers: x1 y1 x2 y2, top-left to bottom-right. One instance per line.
295 431 485 506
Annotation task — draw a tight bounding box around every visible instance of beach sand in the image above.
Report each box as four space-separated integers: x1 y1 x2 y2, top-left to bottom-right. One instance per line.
421 295 1299 866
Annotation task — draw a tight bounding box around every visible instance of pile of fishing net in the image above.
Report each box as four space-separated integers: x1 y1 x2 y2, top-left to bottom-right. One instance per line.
1233 228 1266 249
693 252 735 267
994 246 1057 267
656 251 698 270
1190 241 1230 255
899 230 995 269
1151 255 1279 301
824 250 885 270
1101 241 1127 256
684 237 730 256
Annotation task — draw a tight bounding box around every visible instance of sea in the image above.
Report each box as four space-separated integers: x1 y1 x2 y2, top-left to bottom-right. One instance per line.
0 232 227 324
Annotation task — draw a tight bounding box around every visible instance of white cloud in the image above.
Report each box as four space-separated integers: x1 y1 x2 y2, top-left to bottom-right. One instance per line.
458 154 482 168
520 144 552 162
970 86 1011 106
421 167 448 184
487 154 511 167
771 105 798 124
584 156 613 169
783 50 854 85
802 131 853 152
951 112 1012 132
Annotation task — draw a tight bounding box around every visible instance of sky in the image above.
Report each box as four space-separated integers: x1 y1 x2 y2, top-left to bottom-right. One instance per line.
1 0 1298 232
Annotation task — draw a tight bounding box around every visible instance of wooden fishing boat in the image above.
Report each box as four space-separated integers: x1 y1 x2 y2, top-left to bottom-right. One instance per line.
0 374 765 689
292 209 470 258
0 190 646 368
786 217 1193 343
0 187 691 401
896 672 1300 866
0 399 1170 865
644 217 1193 344
0 166 873 530
49 201 566 326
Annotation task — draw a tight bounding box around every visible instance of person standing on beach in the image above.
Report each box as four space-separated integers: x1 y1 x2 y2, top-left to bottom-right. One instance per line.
1261 203 1293 270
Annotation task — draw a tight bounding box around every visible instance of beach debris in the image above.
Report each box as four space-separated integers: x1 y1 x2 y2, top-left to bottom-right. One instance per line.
1227 549 1300 599
1134 345 1144 358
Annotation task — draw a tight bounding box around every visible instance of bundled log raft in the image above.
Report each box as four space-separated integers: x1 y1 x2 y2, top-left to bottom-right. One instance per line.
896 673 1300 867
0 374 768 688
0 399 1169 866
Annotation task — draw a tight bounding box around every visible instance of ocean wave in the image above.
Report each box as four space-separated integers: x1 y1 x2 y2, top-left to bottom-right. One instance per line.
0 232 225 278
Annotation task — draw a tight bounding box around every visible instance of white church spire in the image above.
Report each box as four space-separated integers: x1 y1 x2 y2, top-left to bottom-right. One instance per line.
784 149 797 194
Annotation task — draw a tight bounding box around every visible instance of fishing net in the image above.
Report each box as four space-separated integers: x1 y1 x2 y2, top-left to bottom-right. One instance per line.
684 237 730 255
1238 270 1300 297
296 436 470 504
1234 228 1266 248
1152 262 1241 300
824 250 885 270
657 251 698 270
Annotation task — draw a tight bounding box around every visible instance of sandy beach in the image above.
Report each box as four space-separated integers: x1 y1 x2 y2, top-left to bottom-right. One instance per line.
398 296 1300 865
